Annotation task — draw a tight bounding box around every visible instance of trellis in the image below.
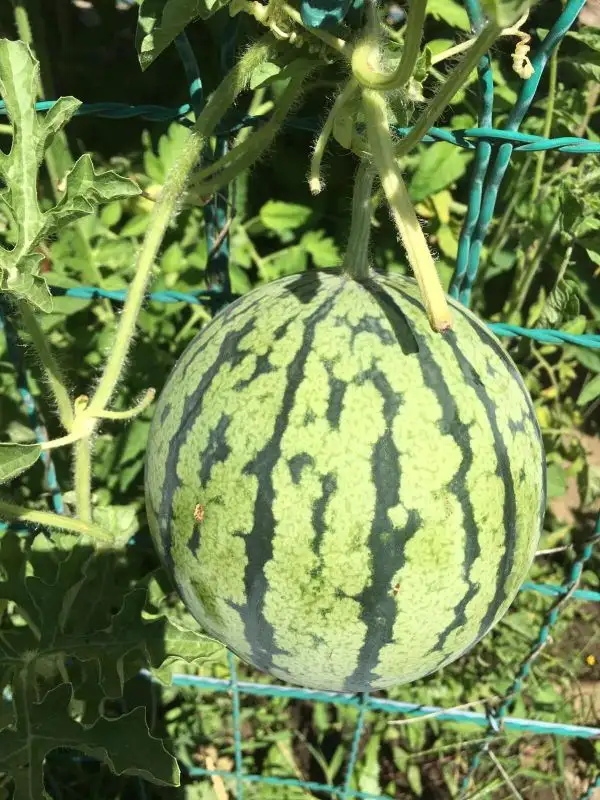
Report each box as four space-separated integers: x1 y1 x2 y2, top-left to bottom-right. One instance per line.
1 0 600 797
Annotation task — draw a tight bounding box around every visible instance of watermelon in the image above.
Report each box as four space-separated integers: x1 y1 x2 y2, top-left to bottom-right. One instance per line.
144 269 546 693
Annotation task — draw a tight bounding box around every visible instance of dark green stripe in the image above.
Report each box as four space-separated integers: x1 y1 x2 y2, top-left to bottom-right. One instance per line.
414 334 481 653
343 363 418 692
156 316 257 574
234 284 345 674
443 330 519 640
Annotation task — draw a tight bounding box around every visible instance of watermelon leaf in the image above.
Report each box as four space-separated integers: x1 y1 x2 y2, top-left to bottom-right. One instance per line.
408 142 469 203
0 443 42 484
259 200 313 233
0 40 140 312
0 681 180 796
136 0 229 69
577 373 600 406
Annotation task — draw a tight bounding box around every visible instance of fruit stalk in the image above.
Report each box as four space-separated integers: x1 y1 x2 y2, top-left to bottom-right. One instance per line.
342 160 375 279
362 89 452 331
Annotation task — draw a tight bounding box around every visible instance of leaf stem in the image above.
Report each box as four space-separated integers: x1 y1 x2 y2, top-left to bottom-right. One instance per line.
310 78 358 194
342 161 375 279
0 498 112 542
189 70 309 200
531 47 558 203
18 301 74 431
395 21 502 158
351 0 427 90
362 89 452 331
86 38 274 418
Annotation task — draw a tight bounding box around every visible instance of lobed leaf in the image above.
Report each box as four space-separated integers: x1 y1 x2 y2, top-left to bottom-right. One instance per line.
0 39 140 312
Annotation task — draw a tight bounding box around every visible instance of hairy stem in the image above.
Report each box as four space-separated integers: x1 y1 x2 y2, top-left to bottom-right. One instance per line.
74 438 92 522
352 0 427 90
189 70 309 200
0 499 112 542
363 89 452 331
342 161 375 279
395 21 502 158
86 37 274 418
310 78 358 194
18 301 74 431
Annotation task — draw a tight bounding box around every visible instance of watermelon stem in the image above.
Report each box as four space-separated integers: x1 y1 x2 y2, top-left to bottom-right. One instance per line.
0 498 113 544
362 88 453 332
189 68 312 202
66 37 277 520
393 20 502 160
342 160 375 279
351 0 427 92
309 77 359 195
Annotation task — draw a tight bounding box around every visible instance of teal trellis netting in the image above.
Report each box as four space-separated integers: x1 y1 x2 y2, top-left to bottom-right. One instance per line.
0 0 600 798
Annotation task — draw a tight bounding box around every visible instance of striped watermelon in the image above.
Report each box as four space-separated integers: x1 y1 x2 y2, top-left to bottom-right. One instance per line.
145 269 546 692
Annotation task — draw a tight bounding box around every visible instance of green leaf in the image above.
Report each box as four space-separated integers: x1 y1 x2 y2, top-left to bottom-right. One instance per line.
407 764 423 797
300 230 341 267
426 0 470 30
136 0 229 70
547 463 567 499
536 279 580 328
92 505 139 548
577 373 600 406
249 62 281 90
560 186 585 235
0 40 139 312
0 681 179 797
480 0 535 27
259 201 312 233
0 443 42 484
45 155 140 231
409 142 469 203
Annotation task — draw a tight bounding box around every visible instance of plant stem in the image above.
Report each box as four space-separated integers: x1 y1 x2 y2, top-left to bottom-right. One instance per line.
86 37 274 418
362 89 452 331
310 78 358 194
342 161 375 279
531 47 558 203
395 21 502 158
351 0 427 90
18 301 74 431
74 438 92 522
506 207 561 319
280 3 350 56
0 499 112 542
189 70 309 200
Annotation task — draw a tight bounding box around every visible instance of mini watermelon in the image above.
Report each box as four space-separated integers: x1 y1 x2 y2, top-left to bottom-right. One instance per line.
145 269 546 693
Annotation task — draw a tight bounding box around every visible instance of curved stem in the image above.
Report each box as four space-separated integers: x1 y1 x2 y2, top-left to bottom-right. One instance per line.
310 78 358 194
352 0 427 90
86 38 274 418
18 301 74 431
362 89 452 331
189 70 309 200
395 21 502 158
342 161 375 279
0 499 112 542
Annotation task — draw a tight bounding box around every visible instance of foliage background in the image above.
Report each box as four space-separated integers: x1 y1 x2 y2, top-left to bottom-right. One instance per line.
0 0 599 797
